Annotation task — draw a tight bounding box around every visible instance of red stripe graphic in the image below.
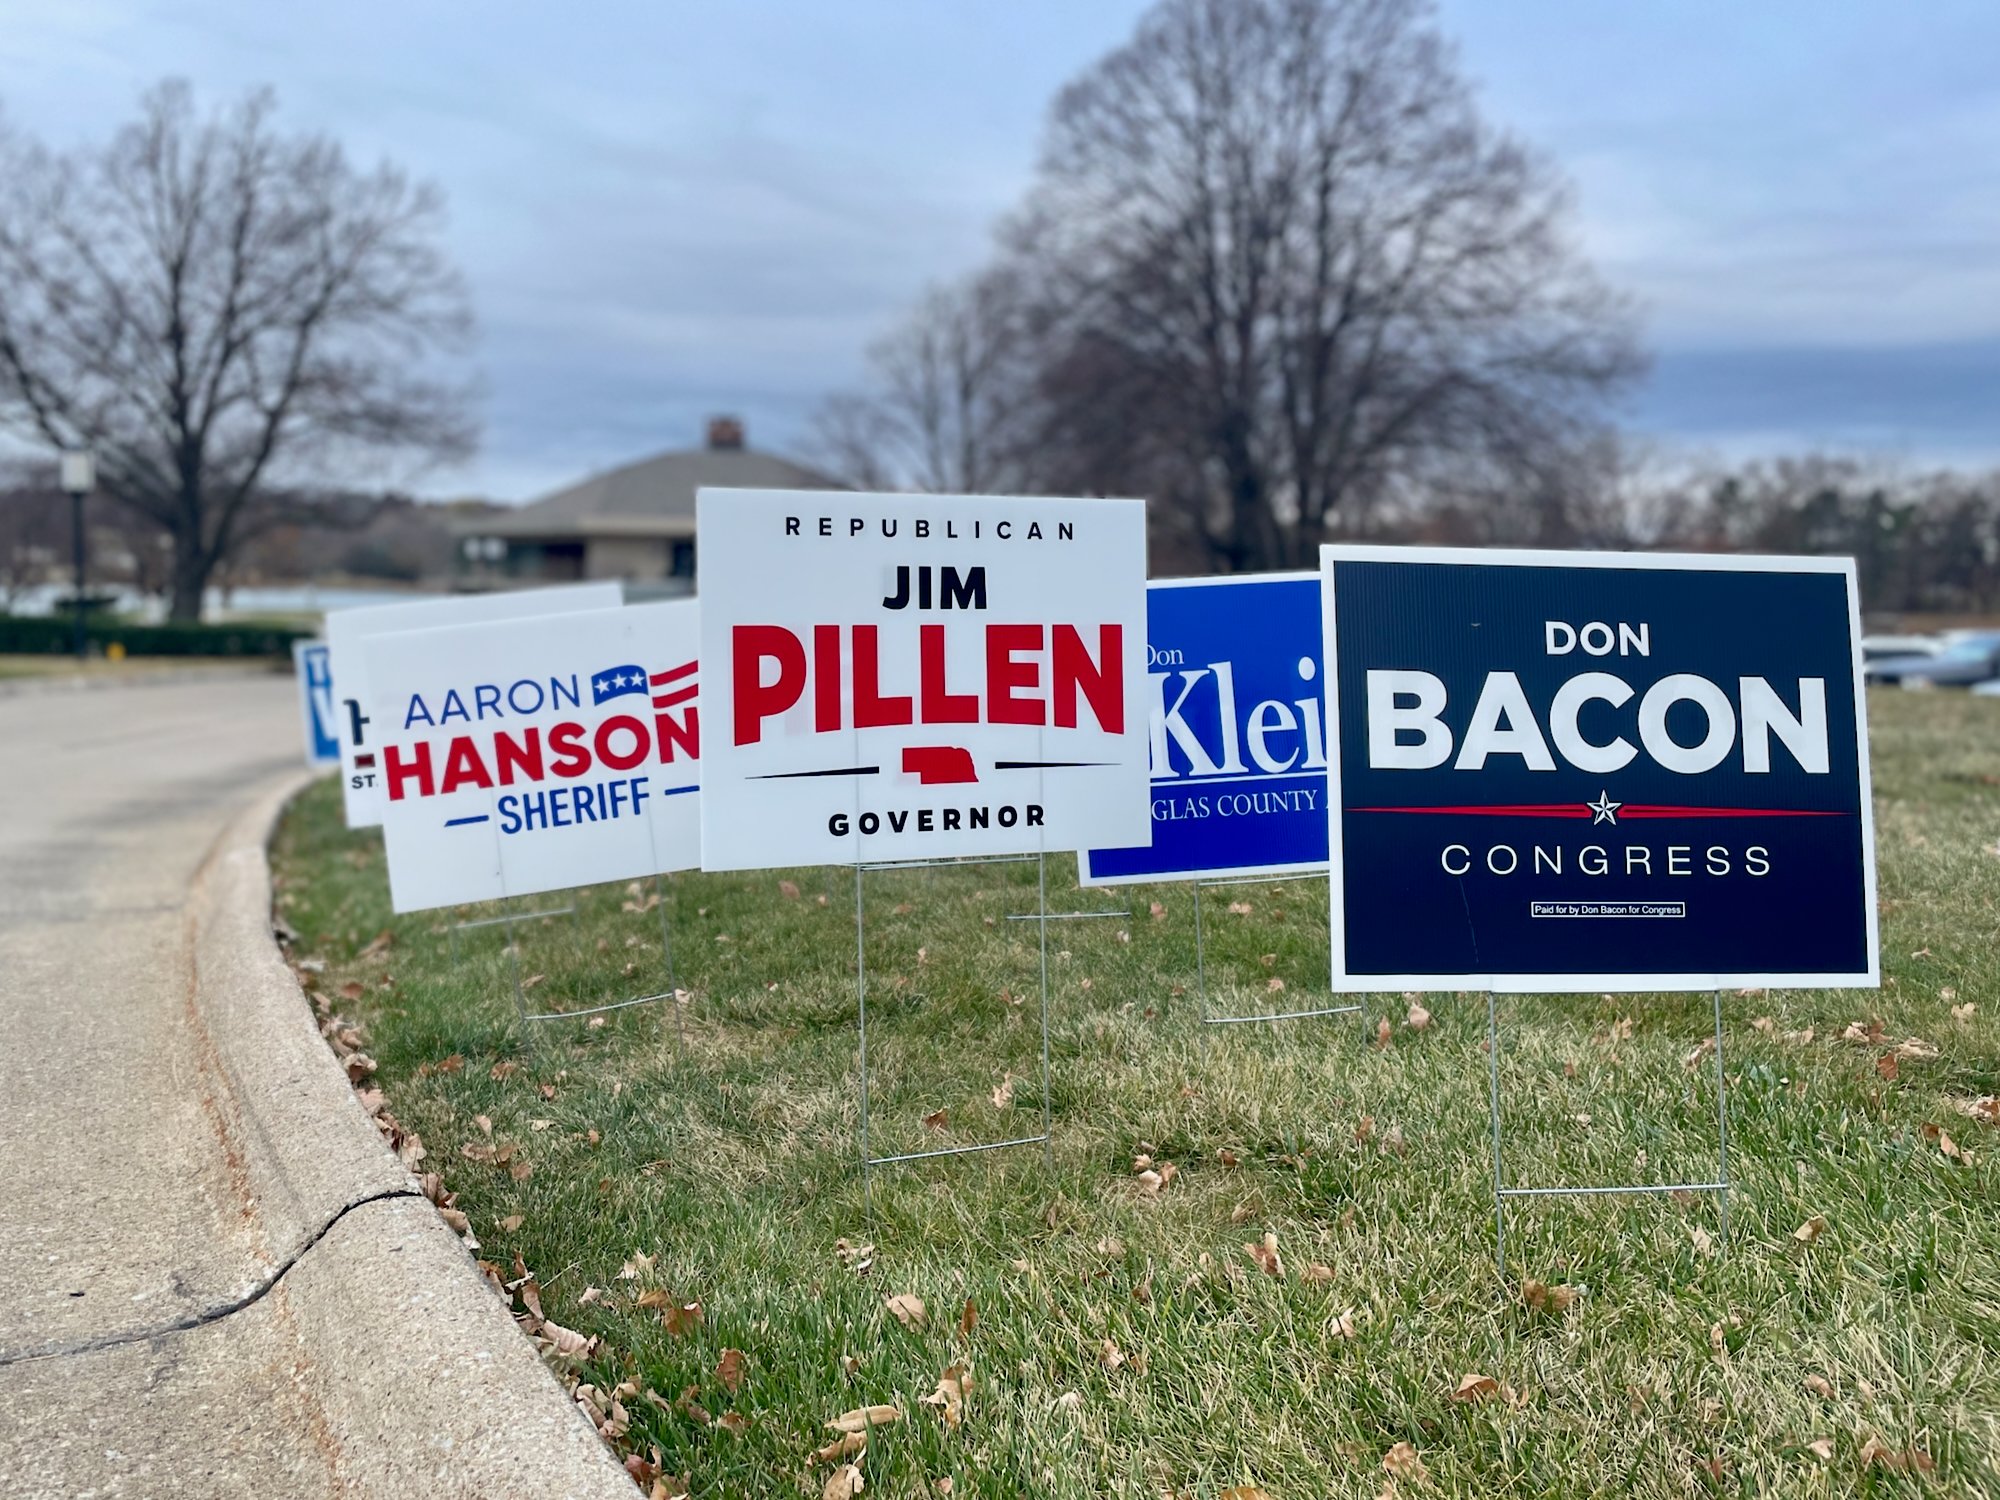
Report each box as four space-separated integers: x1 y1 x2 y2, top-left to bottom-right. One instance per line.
1354 804 1592 817
652 685 697 711
650 661 696 687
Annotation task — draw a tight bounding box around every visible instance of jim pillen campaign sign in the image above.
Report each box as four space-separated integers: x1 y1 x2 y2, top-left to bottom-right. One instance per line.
1080 573 1327 885
1321 546 1878 992
697 489 1149 870
292 640 340 769
327 582 621 829
363 600 700 913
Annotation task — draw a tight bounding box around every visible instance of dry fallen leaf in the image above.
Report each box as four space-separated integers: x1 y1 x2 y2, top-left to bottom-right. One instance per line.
498 1214 523 1233
991 1075 1016 1108
884 1294 927 1328
1453 1373 1499 1402
663 1300 703 1337
716 1347 747 1394
1859 1436 1935 1473
813 1431 867 1464
1374 1017 1393 1049
1793 1214 1828 1245
823 1462 866 1500
1382 1441 1429 1481
1407 1001 1432 1031
922 1108 949 1132
1806 1437 1835 1462
1301 1263 1335 1284
1952 1001 1976 1022
1690 1225 1719 1259
919 1362 973 1429
1520 1279 1579 1315
1804 1374 1834 1400
826 1405 903 1434
1219 1489 1274 1500
1099 1339 1126 1373
619 1251 657 1280
1243 1233 1284 1279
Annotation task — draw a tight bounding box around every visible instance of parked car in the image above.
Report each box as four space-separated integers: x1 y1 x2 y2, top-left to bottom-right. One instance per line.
1860 633 1943 664
1866 630 2000 687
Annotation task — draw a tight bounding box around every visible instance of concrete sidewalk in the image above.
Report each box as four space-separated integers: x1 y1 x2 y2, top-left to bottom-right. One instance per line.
0 679 630 1497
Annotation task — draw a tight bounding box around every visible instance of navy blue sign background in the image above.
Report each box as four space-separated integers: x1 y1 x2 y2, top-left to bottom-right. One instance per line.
1081 574 1328 884
1325 550 1876 989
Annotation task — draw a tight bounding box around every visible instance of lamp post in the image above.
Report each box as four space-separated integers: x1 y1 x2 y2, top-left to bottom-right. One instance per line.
59 449 94 659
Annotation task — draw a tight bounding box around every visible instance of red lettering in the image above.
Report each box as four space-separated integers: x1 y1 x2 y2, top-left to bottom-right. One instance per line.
595 714 650 771
439 736 494 793
987 624 1045 725
813 624 842 732
548 721 590 777
493 728 543 785
383 742 434 801
852 624 913 728
734 625 806 745
1053 623 1122 732
919 624 977 723
656 707 699 763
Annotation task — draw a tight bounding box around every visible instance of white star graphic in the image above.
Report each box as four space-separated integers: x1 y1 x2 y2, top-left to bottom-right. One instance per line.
1586 790 1621 825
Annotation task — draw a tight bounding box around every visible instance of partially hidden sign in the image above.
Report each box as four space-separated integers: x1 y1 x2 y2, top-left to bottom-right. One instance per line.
697 489 1150 870
327 582 622 829
364 601 699 913
1080 573 1327 885
292 639 340 769
1321 545 1878 992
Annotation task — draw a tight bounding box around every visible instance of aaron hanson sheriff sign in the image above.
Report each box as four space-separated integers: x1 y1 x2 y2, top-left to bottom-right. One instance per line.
696 489 1149 870
1320 545 1878 992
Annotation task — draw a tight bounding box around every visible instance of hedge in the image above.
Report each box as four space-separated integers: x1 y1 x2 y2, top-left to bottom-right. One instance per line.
0 613 312 658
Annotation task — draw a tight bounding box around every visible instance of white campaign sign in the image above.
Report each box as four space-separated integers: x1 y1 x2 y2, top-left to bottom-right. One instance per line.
697 488 1150 870
364 601 700 913
327 583 621 828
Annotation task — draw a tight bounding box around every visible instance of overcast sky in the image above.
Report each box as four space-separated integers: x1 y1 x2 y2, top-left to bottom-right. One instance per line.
4 0 1998 500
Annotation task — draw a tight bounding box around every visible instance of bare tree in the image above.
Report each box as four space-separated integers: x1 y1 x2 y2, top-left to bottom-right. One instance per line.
811 270 1037 494
1003 0 1642 570
0 82 475 619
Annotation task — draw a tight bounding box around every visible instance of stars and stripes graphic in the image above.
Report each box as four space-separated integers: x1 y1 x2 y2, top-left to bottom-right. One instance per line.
650 659 697 711
590 665 649 706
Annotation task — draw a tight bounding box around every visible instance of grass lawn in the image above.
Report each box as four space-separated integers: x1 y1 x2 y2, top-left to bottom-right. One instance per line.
271 690 2000 1499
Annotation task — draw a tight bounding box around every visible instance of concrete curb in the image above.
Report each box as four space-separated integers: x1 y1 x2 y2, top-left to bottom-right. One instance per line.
189 775 634 1497
0 661 285 699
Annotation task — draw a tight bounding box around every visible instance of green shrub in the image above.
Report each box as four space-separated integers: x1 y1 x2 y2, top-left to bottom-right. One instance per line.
0 613 311 657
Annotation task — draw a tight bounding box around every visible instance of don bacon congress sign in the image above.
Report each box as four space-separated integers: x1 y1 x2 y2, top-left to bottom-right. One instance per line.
1321 546 1878 992
697 489 1149 870
364 601 700 913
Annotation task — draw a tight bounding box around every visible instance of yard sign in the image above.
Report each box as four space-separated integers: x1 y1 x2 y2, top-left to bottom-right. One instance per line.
697 488 1150 870
364 600 699 913
1080 572 1328 885
1321 545 1878 992
327 582 621 828
292 639 340 769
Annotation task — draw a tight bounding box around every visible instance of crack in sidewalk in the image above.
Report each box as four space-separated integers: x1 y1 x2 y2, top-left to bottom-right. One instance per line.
0 1186 425 1369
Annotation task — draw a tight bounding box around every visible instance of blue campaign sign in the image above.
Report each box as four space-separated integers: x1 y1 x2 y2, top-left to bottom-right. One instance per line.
293 640 341 769
1079 573 1328 886
1321 546 1878 993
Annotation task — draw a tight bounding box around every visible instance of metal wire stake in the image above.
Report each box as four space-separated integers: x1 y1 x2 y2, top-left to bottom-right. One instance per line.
1037 852 1054 1170
506 906 535 1061
1711 986 1731 1246
657 872 683 1056
1486 989 1505 1280
855 863 871 1219
1193 878 1209 1025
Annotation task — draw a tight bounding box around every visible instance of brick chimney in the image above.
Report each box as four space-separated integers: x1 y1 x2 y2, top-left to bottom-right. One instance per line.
706 415 745 451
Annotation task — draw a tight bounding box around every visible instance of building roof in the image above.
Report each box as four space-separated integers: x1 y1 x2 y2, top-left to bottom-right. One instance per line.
464 436 846 540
